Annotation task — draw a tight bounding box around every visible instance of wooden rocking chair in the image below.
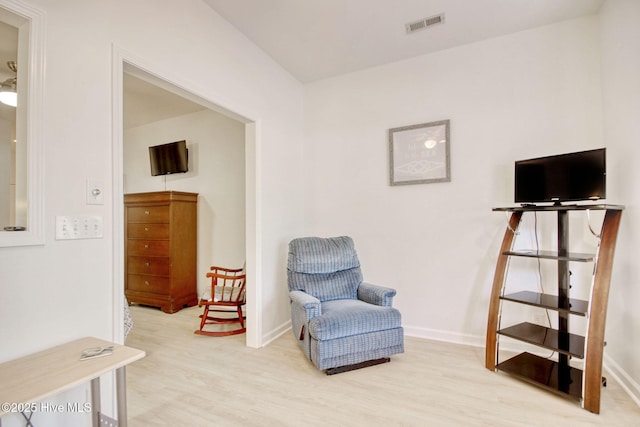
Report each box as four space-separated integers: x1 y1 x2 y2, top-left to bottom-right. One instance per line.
194 266 246 337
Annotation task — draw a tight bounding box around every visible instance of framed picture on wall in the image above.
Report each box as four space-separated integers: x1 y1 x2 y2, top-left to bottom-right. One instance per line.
389 120 450 186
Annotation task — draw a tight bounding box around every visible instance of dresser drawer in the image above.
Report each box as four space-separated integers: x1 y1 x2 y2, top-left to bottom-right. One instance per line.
127 239 170 256
127 206 169 223
127 223 169 239
127 274 170 294
128 256 170 276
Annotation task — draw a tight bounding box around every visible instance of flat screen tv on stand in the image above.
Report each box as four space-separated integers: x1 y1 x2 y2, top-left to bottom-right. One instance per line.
514 148 606 206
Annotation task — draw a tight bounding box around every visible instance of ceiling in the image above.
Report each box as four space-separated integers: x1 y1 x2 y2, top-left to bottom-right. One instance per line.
123 74 206 129
2 1 607 129
203 0 604 83
124 0 605 127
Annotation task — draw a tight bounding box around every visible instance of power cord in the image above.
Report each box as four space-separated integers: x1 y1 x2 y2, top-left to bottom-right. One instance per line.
533 212 555 360
586 209 602 239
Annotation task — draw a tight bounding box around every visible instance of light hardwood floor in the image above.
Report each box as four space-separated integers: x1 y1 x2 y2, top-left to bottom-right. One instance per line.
125 305 640 426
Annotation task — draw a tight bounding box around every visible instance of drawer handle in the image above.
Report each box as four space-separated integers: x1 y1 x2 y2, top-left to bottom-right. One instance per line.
144 244 149 249
144 227 150 231
144 280 150 285
145 262 151 267
144 210 150 215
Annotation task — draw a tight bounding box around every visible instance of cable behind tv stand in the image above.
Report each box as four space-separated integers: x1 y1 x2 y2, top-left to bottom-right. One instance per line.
485 203 623 413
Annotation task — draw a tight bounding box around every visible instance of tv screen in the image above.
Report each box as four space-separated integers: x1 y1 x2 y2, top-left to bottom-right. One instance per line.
149 140 188 176
514 148 606 204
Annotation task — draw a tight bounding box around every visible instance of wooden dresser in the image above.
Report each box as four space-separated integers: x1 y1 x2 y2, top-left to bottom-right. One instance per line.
124 191 198 313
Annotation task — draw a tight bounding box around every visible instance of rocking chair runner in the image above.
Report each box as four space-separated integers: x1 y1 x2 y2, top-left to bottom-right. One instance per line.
195 266 246 337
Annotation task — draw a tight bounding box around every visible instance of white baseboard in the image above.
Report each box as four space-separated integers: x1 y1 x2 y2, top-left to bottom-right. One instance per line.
403 325 485 348
262 319 291 346
603 353 640 408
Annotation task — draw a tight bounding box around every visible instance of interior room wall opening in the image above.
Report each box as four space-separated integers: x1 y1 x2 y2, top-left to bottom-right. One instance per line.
120 63 252 344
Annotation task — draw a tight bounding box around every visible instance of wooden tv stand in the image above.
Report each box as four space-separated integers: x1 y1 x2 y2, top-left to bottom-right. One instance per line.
485 204 623 414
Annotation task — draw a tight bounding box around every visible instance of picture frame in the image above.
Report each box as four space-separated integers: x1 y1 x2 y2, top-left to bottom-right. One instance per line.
389 119 450 186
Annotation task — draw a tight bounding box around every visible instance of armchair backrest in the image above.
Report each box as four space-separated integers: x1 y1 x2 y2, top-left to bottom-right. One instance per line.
287 236 363 302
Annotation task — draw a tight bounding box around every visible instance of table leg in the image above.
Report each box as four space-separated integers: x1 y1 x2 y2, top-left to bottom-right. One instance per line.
20 412 34 427
90 377 100 427
116 366 127 427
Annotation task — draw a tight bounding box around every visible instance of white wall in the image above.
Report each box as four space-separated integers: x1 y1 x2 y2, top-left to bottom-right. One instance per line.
0 0 304 425
600 0 640 405
124 109 246 296
304 15 604 342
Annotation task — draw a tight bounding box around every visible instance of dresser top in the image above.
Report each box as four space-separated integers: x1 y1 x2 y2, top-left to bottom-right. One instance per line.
124 191 198 204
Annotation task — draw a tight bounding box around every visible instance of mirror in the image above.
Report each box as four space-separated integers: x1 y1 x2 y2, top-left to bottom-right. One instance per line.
0 0 44 247
0 19 18 230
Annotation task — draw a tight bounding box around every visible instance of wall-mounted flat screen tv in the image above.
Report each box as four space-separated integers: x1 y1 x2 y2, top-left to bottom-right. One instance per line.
149 140 188 176
514 148 606 204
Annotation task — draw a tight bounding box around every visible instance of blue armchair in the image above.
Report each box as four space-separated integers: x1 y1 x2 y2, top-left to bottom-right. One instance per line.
287 236 404 374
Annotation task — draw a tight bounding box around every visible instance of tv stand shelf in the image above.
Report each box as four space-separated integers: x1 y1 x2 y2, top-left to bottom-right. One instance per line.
501 291 589 316
485 204 623 414
498 322 585 358
493 203 623 212
497 352 583 401
503 249 595 262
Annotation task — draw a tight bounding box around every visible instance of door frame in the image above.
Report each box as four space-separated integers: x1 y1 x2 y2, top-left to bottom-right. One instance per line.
110 46 262 348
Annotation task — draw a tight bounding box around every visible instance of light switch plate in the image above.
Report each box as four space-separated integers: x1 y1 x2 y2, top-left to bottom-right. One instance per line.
55 215 104 240
87 180 104 205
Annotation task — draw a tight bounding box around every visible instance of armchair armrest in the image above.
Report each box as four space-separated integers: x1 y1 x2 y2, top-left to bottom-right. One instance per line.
358 282 396 307
289 290 321 319
289 290 321 341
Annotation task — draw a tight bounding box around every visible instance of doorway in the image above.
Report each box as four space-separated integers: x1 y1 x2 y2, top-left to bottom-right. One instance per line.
112 53 260 348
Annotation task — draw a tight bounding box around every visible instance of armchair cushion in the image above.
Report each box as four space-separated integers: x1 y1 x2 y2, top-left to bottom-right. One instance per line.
308 299 402 341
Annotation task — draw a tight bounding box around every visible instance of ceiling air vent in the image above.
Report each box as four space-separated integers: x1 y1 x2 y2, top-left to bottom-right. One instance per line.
405 13 445 34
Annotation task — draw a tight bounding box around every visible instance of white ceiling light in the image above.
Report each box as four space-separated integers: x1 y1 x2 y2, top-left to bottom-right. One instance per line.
0 61 17 107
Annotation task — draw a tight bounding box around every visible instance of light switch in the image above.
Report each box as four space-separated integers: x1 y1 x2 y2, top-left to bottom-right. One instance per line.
56 215 104 240
87 180 104 205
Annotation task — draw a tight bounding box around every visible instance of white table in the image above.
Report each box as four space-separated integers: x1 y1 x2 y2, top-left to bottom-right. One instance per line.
0 337 145 426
